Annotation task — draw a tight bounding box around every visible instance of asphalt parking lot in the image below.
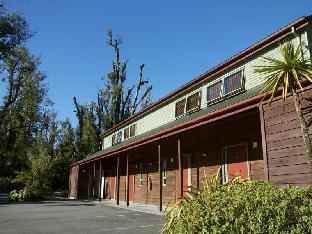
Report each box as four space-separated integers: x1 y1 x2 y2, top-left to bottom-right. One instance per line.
0 194 164 234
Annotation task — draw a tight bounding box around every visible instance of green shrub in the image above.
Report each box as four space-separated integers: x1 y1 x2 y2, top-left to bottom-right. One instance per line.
162 170 312 233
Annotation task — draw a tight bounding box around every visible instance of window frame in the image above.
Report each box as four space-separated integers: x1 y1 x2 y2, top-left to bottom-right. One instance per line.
175 98 186 118
206 69 244 105
186 91 202 113
162 159 167 186
116 131 122 144
112 134 116 146
139 163 143 186
206 80 223 104
130 123 136 138
124 127 129 140
223 70 244 97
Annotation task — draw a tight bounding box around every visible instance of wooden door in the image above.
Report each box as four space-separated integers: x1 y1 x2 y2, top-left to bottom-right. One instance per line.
129 173 134 202
225 144 248 182
182 154 192 195
109 169 115 199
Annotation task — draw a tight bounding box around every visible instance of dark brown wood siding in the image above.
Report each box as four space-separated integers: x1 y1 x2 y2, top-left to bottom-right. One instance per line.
261 87 312 186
69 165 79 198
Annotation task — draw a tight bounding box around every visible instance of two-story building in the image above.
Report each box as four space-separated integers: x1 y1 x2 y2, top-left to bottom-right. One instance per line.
69 16 312 211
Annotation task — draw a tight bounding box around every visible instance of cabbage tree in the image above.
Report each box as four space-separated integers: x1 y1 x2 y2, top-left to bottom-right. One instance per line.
255 41 312 165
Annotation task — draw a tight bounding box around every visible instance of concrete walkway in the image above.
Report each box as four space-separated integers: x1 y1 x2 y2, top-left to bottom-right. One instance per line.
97 199 167 216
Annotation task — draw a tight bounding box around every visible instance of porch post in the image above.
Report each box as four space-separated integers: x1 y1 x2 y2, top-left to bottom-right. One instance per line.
116 156 120 205
126 154 129 206
68 166 71 198
177 138 183 196
99 161 102 202
158 144 162 212
259 105 269 181
93 162 96 199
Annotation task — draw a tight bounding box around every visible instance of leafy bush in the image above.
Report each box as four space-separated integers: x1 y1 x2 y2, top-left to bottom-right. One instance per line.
162 170 312 233
9 146 53 202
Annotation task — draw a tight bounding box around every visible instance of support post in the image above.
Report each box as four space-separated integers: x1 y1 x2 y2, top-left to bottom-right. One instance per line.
93 162 96 200
158 144 162 212
177 138 183 197
68 166 71 198
259 105 269 181
99 161 102 202
126 154 129 206
116 156 120 205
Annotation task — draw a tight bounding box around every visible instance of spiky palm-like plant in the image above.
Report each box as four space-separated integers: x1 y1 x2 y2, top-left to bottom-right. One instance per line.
255 41 312 166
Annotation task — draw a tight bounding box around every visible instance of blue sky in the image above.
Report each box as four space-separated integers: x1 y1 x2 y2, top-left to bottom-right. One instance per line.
6 0 312 125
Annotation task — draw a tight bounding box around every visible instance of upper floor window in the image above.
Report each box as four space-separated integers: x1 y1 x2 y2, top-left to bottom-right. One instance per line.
186 91 201 113
116 131 122 144
130 123 136 137
175 99 186 118
223 70 243 95
124 127 129 140
112 134 116 146
207 81 222 102
207 70 244 104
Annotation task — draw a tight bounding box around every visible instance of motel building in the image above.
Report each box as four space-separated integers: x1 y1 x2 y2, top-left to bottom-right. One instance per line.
69 16 312 211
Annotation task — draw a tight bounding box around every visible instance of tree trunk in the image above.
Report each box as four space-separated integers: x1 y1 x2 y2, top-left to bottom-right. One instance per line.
292 89 312 171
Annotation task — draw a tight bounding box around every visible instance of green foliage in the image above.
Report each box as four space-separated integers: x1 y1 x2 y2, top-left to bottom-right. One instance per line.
255 40 312 164
0 3 33 59
255 41 312 105
9 143 53 201
162 171 312 233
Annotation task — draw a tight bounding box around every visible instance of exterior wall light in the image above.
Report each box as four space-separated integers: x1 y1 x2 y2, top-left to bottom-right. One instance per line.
252 141 258 149
170 157 174 163
202 152 208 157
82 169 86 173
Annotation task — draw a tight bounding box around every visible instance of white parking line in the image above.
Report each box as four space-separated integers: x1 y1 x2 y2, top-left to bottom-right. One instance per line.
138 224 154 228
100 223 163 231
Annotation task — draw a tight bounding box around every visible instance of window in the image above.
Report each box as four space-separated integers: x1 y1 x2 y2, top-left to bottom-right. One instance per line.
130 124 136 137
162 160 167 186
207 81 222 103
139 163 143 186
124 127 129 140
175 98 186 118
112 134 116 146
206 70 244 104
223 70 243 95
116 131 122 144
186 91 201 113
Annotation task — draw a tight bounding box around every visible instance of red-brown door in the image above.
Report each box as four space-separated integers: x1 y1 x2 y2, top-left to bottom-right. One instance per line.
129 173 134 201
109 169 115 199
182 155 192 195
225 144 248 182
